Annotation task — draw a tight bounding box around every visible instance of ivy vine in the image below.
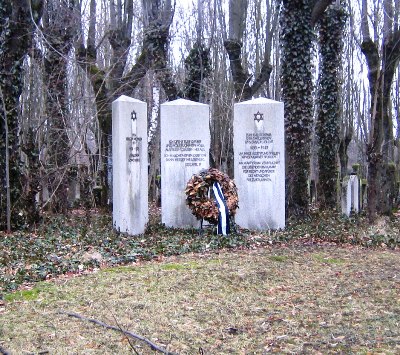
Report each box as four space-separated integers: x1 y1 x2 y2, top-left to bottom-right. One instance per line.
316 5 347 207
280 0 315 215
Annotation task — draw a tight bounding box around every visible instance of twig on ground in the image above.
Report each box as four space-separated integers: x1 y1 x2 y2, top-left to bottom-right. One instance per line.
106 303 140 354
58 310 176 355
0 345 10 355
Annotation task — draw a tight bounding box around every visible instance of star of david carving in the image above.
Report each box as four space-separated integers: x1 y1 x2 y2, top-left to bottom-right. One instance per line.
254 111 264 122
131 110 137 121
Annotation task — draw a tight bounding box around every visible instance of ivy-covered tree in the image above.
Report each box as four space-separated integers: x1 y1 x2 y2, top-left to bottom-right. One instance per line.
316 4 347 208
183 43 211 102
0 0 43 230
280 0 333 216
360 0 400 220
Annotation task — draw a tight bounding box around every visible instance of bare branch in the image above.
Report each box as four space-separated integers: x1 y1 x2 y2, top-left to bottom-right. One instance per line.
360 0 371 41
0 344 10 355
311 0 334 26
59 311 176 355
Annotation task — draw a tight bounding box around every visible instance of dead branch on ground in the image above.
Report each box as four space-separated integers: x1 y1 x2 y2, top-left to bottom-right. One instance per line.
58 310 176 355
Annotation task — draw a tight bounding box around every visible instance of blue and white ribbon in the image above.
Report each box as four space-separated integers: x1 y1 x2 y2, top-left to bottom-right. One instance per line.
212 182 230 235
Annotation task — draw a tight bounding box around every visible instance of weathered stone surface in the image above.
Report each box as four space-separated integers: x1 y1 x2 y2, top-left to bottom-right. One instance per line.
341 176 352 216
350 175 360 214
342 175 360 216
112 95 148 235
234 98 285 230
161 99 210 227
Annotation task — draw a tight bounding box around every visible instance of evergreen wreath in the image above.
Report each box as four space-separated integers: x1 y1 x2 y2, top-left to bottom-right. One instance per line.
185 168 239 224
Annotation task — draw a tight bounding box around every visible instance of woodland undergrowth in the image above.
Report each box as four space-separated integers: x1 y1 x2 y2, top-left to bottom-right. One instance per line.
1 206 399 292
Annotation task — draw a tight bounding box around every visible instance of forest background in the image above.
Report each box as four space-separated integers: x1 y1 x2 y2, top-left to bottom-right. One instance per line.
0 0 399 232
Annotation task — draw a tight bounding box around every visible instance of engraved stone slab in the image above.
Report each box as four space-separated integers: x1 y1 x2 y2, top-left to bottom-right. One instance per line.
234 98 285 230
161 99 210 227
112 95 148 235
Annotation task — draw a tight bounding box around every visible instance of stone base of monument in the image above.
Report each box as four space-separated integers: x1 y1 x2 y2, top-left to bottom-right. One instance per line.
198 218 216 235
197 215 238 235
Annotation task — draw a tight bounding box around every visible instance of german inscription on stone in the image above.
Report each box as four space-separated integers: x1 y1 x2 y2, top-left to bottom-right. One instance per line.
239 132 281 182
164 139 206 166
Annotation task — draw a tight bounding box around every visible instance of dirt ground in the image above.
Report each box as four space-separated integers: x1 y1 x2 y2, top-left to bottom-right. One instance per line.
1 245 400 354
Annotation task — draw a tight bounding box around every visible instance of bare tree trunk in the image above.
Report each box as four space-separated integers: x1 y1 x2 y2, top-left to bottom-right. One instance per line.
42 0 75 213
0 85 11 231
360 0 400 220
224 0 274 102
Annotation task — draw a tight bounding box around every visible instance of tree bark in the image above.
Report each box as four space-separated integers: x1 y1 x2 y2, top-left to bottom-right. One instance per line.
316 4 347 208
360 0 400 219
0 0 43 229
42 0 75 213
224 0 274 102
280 0 335 216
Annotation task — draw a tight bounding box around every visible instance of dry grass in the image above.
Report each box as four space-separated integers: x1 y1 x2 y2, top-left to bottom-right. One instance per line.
1 245 400 354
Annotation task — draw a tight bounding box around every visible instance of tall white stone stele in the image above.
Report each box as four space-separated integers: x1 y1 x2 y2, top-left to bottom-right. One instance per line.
341 175 360 216
234 98 285 230
161 98 210 228
112 95 148 235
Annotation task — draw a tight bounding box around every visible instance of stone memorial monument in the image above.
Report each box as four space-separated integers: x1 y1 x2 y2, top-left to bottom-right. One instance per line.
234 97 285 229
341 174 360 216
350 175 360 214
112 95 148 235
161 99 210 228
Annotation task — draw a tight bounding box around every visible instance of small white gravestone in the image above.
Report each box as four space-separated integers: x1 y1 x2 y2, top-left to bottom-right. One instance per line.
161 99 210 228
341 175 359 216
341 176 352 216
350 175 360 213
234 98 285 230
112 95 148 235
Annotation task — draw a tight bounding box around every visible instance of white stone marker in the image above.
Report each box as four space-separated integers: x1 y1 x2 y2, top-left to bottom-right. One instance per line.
161 99 210 228
112 95 148 235
350 175 360 213
341 176 352 216
341 175 360 216
234 98 285 230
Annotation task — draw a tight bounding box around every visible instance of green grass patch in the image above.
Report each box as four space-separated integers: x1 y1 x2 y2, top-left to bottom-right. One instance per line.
269 255 289 262
161 263 187 270
4 288 41 302
161 261 199 271
313 254 346 264
100 265 138 273
4 282 57 302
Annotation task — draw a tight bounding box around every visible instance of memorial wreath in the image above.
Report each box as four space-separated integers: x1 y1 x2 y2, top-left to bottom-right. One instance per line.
185 168 239 225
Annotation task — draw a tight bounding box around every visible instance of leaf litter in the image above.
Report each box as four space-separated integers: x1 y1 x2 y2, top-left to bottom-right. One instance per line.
1 207 400 353
1 246 400 354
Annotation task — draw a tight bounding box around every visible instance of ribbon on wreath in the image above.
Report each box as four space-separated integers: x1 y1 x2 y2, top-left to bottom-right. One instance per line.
212 182 230 235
